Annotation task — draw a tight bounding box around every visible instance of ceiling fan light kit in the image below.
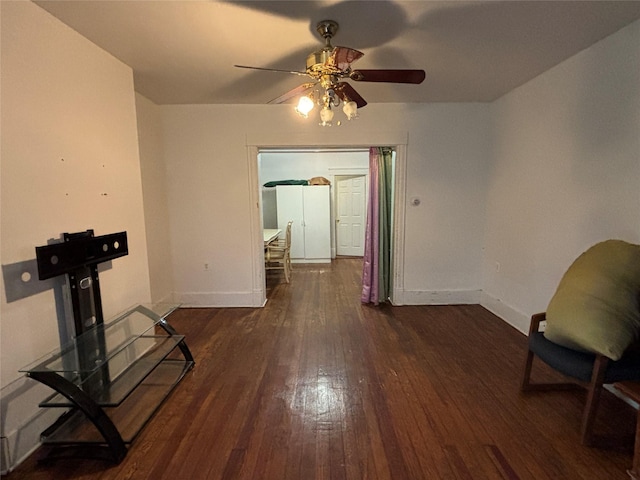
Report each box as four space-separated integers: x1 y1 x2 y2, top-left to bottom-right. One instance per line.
235 20 425 127
298 85 358 126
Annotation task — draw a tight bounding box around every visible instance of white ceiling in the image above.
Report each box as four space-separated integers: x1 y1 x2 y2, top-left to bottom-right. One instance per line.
34 1 640 105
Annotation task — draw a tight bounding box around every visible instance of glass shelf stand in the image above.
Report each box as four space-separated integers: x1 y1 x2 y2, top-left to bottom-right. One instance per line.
21 303 194 463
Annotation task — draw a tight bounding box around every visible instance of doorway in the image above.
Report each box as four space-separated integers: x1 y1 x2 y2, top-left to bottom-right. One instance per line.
247 138 408 308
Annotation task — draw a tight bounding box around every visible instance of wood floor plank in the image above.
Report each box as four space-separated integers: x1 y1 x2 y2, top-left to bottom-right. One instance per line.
8 258 636 479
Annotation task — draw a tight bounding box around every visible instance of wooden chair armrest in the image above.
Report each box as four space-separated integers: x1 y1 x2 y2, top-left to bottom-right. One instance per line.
529 312 546 335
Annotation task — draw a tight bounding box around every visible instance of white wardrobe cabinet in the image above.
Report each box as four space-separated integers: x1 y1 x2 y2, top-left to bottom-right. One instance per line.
276 185 331 263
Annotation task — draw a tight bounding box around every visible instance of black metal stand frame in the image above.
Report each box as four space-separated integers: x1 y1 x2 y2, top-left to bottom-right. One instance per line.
28 230 194 463
28 370 128 463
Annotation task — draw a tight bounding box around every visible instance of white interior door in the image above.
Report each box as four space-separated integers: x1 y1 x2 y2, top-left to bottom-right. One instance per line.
336 175 366 256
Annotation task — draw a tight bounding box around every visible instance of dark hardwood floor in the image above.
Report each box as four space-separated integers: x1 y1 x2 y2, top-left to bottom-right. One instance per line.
8 258 636 479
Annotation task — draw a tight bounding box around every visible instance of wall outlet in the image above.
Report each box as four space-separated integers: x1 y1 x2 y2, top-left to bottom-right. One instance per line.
495 262 501 272
204 263 209 271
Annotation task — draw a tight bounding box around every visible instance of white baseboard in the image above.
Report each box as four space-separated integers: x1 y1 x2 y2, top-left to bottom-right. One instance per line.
1 377 65 473
1 414 53 475
1 436 9 475
174 290 263 307
398 289 482 306
154 292 176 305
479 292 529 334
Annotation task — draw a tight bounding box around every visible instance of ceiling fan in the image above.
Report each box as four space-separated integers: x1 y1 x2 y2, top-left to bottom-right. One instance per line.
234 20 426 125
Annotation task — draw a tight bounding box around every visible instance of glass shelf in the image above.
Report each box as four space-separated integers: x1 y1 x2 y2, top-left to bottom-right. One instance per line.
41 359 192 444
21 303 194 463
21 303 180 374
40 334 186 407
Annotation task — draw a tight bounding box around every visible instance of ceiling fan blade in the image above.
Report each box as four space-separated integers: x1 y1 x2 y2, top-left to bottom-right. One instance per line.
327 47 364 71
234 65 309 77
334 82 367 109
350 69 426 84
268 82 317 105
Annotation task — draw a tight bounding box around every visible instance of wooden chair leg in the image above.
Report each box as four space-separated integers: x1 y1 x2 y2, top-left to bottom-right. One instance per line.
521 313 544 392
521 349 535 391
580 355 609 446
283 254 290 283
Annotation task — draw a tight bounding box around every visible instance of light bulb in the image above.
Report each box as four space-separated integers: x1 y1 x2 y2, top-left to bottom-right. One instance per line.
343 100 358 120
295 96 315 117
319 106 334 127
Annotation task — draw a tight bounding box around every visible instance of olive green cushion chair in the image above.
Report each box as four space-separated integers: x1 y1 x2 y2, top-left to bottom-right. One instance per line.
521 239 640 445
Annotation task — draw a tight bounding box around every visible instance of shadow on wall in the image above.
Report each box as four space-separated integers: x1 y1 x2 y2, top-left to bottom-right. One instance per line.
2 256 114 344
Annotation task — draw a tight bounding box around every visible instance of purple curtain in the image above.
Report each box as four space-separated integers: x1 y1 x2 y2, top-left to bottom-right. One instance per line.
361 147 381 304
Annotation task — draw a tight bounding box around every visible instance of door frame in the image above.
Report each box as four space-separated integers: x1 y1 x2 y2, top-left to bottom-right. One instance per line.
246 133 408 307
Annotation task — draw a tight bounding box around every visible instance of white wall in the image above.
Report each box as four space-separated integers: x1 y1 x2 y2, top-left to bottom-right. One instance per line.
136 93 175 303
0 2 150 470
482 19 640 332
401 104 491 303
161 103 490 307
259 150 369 185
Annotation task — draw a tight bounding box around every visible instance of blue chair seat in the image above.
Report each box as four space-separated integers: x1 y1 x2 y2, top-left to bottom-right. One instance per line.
529 331 640 384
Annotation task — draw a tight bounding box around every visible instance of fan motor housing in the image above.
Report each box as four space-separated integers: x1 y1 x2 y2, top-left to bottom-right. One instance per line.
306 49 333 72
